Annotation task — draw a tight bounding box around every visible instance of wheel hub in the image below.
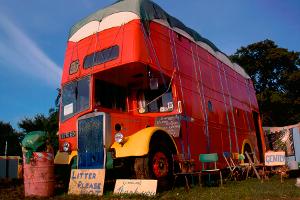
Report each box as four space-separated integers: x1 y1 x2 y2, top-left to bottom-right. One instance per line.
152 152 169 178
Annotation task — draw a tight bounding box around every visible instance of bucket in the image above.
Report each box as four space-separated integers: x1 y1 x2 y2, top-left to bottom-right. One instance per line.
23 152 55 197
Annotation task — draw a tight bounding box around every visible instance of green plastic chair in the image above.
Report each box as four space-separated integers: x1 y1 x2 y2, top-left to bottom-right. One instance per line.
199 153 223 187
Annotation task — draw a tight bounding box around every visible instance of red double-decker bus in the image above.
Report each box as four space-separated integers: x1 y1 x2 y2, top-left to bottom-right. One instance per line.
54 0 266 186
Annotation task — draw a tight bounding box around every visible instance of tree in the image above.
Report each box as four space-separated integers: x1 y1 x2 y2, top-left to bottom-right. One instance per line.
18 88 60 152
18 110 59 152
0 121 22 156
230 39 300 126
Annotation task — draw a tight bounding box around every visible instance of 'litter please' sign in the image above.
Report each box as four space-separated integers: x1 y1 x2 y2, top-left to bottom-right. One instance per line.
68 169 105 196
265 151 286 166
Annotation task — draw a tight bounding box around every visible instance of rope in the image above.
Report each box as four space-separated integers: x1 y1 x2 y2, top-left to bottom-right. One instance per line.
245 79 252 132
91 23 100 66
106 23 125 64
221 63 239 153
194 44 210 153
190 43 209 154
85 20 124 69
141 23 167 89
216 61 232 152
168 29 189 157
190 44 205 122
69 41 77 68
84 31 96 66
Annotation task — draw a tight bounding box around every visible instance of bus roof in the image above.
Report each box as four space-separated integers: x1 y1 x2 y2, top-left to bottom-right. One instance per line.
69 0 218 50
68 0 250 79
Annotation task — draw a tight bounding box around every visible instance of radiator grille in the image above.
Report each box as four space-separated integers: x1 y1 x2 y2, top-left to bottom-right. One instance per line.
78 115 104 169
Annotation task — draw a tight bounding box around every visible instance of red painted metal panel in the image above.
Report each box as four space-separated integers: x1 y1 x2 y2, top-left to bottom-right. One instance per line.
59 17 265 170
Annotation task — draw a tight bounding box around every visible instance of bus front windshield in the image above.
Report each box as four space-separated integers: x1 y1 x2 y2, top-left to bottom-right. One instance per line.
137 84 174 114
61 76 90 121
94 79 127 112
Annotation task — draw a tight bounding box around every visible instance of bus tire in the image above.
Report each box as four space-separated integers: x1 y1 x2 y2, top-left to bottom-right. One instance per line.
148 145 173 190
134 145 173 190
55 163 71 192
134 157 149 179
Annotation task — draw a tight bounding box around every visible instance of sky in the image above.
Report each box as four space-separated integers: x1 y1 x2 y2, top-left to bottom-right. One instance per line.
0 0 299 130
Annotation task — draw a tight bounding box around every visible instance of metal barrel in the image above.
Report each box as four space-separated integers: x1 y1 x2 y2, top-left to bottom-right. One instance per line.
23 152 55 197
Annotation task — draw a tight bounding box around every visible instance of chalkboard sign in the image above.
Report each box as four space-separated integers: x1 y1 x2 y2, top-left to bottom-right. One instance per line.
155 115 181 137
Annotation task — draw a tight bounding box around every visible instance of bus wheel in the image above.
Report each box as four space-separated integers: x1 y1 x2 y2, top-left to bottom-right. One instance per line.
134 146 173 190
148 146 173 189
151 151 169 178
55 164 71 193
134 157 149 179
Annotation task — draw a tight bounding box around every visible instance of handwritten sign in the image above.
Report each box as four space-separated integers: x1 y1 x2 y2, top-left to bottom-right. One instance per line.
155 115 181 137
68 169 105 196
265 151 286 166
114 179 157 196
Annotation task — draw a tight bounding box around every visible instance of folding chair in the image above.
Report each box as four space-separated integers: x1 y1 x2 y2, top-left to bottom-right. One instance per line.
245 151 261 180
199 153 223 187
231 153 247 180
223 152 242 181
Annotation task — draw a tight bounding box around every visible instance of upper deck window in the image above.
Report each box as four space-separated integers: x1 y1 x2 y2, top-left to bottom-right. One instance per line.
83 45 119 69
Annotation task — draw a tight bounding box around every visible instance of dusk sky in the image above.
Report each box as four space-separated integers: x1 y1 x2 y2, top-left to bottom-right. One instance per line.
0 0 299 130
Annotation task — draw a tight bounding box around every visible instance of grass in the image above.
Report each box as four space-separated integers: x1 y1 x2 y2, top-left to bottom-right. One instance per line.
163 177 300 200
1 176 300 200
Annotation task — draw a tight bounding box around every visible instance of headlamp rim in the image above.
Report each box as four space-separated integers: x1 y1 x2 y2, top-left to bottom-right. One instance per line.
114 132 124 144
63 141 70 152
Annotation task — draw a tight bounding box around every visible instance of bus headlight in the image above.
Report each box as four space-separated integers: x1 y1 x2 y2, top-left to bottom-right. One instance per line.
63 142 70 152
115 132 124 144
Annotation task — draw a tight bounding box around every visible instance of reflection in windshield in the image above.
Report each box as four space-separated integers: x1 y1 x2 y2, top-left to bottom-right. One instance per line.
61 76 90 121
137 87 173 113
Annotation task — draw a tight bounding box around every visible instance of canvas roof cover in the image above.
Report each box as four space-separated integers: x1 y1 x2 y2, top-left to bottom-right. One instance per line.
69 0 219 51
68 0 250 79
